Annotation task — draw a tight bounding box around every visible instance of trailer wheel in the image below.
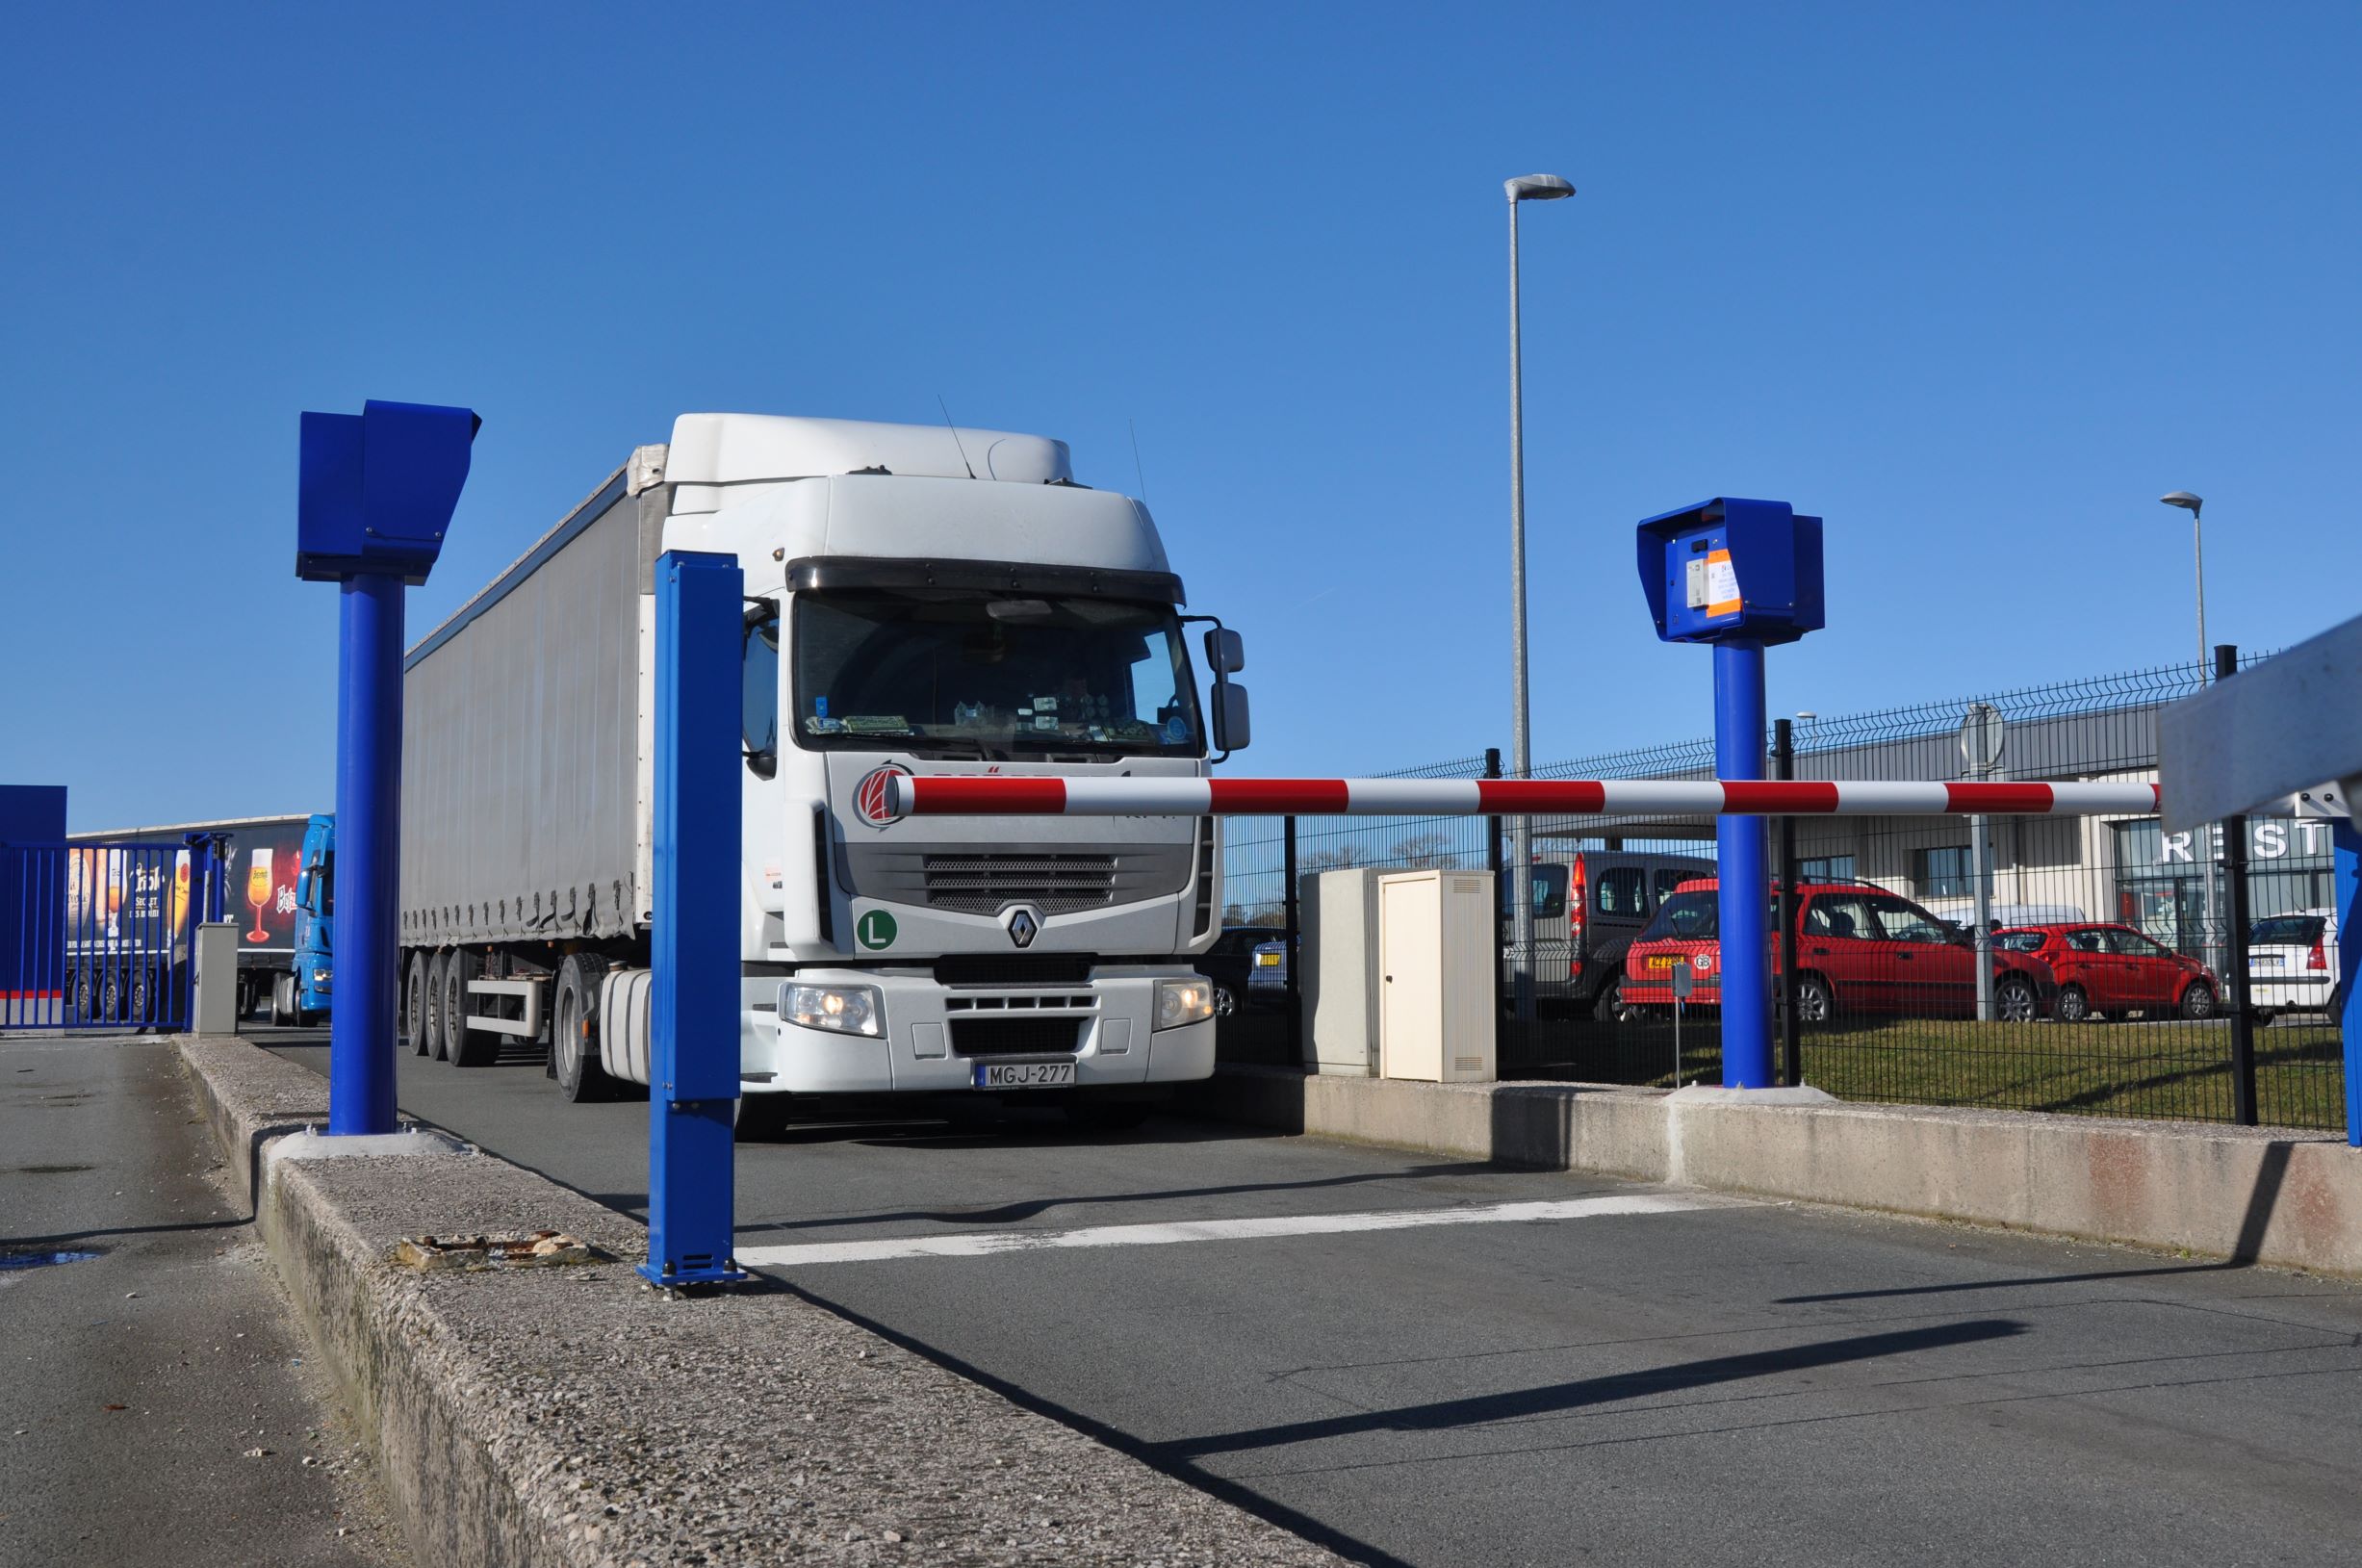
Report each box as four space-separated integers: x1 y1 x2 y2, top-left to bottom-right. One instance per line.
444 949 499 1067
551 953 611 1102
424 950 449 1060
100 968 125 1023
404 951 431 1054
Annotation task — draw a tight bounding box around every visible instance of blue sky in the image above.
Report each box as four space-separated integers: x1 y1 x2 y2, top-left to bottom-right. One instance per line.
3 2 2355 831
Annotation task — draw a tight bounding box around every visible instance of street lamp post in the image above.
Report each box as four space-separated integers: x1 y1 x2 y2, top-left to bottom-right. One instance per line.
2160 490 2222 980
1505 171 1573 1024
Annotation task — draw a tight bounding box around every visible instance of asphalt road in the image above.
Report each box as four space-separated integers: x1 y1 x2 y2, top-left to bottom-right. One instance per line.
0 1035 407 1566
265 1027 2362 1568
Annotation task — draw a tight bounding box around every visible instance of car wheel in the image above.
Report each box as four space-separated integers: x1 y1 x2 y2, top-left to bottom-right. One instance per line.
1212 984 1237 1019
1592 977 1627 1023
551 954 611 1104
2178 981 2218 1021
1795 973 1834 1024
2055 985 2091 1025
1996 974 2039 1023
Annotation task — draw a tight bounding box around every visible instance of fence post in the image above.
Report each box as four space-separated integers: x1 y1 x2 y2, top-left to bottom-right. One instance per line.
2213 644 2257 1125
1773 719 1800 1089
2336 819 2360 1148
1282 813 1301 1063
1483 748 1504 1021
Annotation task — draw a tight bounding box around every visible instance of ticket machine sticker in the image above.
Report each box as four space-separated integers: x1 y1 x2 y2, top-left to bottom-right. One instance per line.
1703 549 1742 618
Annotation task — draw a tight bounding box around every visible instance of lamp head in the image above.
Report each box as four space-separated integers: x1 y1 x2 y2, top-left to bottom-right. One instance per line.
2160 491 2203 518
1505 173 1575 202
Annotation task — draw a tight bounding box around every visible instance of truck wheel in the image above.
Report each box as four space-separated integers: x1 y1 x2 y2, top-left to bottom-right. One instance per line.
270 972 294 1027
424 951 449 1061
404 952 431 1054
551 954 612 1103
101 969 125 1023
443 950 499 1067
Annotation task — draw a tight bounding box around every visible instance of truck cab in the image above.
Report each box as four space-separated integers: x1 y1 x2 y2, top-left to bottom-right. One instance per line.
667 417 1238 1109
288 812 333 1022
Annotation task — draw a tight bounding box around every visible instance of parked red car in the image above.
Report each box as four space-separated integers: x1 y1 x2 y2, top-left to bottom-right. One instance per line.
1990 923 2217 1022
1623 879 2060 1023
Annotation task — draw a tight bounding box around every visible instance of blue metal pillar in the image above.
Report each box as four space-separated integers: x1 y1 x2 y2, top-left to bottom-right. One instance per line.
327 574 404 1135
1714 640 1772 1089
2335 819 2360 1148
641 549 747 1289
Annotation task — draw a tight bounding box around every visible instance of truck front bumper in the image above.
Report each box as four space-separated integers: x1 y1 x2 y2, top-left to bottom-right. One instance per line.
739 965 1216 1096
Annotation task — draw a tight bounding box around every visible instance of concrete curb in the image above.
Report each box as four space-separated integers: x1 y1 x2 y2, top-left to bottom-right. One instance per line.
175 1038 1344 1567
1177 1067 2362 1276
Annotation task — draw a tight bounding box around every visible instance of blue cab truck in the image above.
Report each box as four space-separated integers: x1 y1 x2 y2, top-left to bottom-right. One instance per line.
280 812 334 1024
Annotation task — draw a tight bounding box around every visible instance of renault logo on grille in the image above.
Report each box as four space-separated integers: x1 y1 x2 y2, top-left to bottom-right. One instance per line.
1004 906 1041 949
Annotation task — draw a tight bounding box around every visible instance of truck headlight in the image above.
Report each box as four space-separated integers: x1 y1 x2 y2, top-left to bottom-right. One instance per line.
312 967 331 984
782 982 882 1037
1154 976 1215 1031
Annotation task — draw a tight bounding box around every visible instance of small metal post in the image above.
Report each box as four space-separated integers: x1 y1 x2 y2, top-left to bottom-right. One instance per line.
641 550 749 1289
325 573 403 1137
1713 641 1772 1088
2215 644 2256 1126
1282 813 1301 1062
1773 720 1800 1089
2335 819 2360 1149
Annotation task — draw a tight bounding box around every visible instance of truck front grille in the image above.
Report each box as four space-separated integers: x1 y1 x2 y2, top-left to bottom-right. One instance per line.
949 1017 1087 1057
921 854 1117 915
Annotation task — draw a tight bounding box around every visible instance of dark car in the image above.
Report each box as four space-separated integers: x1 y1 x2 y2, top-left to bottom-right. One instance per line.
1993 923 2218 1022
1625 878 2060 1023
1196 926 1283 1017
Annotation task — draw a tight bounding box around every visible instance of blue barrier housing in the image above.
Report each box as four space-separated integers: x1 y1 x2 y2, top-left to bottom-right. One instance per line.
642 549 749 1288
297 400 480 584
1636 498 1825 647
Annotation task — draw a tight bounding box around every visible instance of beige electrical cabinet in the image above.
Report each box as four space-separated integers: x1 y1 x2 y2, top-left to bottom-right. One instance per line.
1376 869 1497 1083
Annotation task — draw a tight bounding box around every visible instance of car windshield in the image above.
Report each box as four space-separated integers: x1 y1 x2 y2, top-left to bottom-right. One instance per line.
1641 889 1718 940
2250 914 2325 947
791 589 1203 759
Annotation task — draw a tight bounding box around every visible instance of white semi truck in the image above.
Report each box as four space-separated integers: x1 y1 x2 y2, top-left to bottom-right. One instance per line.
398 415 1246 1130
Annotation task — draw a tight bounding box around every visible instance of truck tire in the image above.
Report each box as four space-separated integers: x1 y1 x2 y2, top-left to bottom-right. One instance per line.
424 950 450 1061
404 951 431 1054
443 949 499 1067
270 972 295 1027
551 953 612 1103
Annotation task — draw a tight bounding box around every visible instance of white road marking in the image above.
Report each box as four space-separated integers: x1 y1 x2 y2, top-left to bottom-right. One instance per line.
735 1191 1748 1268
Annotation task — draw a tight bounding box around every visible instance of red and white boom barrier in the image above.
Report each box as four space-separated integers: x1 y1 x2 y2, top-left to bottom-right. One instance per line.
880 776 2162 819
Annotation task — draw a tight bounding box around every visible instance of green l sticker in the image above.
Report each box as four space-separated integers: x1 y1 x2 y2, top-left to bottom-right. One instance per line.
855 909 898 951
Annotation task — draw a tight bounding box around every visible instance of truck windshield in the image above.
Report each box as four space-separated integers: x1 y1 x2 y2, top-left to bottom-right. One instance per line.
791 589 1204 759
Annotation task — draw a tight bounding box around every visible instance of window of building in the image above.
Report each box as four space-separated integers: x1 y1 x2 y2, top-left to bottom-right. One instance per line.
1798 854 1856 883
1919 845 1978 899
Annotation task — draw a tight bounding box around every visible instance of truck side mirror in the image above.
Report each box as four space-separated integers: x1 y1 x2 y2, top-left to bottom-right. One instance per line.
1210 682 1251 753
1203 628 1245 675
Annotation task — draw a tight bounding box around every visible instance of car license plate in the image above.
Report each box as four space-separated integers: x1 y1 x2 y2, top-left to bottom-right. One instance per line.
1646 955 1676 972
2254 956 2282 969
1254 951 1281 967
973 1060 1076 1090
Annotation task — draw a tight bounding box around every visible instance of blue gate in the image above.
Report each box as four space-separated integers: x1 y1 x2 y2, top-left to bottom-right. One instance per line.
3 842 195 1030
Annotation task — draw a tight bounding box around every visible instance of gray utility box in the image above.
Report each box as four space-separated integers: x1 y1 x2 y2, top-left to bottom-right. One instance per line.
1300 869 1382 1075
191 921 241 1036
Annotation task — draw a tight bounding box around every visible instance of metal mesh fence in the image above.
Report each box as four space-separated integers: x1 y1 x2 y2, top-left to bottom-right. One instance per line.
1219 653 2349 1131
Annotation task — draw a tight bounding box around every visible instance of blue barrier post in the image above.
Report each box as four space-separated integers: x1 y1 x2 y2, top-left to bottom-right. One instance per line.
641 549 748 1289
296 399 477 1137
1635 499 1824 1090
2336 819 2360 1148
1714 641 1772 1088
